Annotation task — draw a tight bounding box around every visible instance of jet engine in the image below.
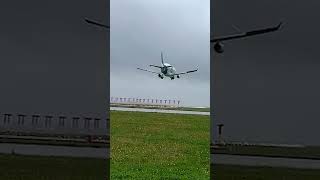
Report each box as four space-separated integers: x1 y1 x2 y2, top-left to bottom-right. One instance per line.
214 42 224 53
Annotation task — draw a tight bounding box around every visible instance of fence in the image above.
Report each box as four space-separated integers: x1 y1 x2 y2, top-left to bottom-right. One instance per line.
110 97 181 108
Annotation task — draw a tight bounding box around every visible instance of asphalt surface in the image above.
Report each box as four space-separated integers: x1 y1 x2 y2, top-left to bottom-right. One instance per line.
110 107 209 115
212 154 320 169
0 143 109 159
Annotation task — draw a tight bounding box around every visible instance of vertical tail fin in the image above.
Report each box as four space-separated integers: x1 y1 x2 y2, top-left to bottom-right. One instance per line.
161 52 164 66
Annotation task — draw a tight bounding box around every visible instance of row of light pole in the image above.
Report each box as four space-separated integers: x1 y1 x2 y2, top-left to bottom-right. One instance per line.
110 97 180 106
1 113 108 129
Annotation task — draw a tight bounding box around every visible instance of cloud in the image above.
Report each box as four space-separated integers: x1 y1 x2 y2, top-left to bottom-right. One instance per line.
111 0 210 107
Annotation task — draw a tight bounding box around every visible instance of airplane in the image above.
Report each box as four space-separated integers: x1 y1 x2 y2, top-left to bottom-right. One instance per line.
211 21 283 53
137 52 198 80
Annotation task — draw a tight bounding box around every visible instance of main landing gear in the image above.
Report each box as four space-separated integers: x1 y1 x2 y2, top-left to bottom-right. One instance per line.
158 74 164 79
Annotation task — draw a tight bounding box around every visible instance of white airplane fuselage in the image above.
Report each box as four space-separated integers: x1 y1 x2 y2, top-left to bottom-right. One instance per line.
161 63 176 78
137 52 197 80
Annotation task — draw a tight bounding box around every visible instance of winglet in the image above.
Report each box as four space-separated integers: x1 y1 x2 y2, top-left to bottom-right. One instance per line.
275 18 286 30
276 21 283 30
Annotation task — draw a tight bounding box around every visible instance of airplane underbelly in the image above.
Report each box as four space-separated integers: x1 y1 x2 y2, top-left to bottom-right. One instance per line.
166 68 174 75
165 72 173 77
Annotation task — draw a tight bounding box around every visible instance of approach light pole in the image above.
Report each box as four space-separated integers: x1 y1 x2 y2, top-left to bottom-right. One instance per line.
217 124 225 145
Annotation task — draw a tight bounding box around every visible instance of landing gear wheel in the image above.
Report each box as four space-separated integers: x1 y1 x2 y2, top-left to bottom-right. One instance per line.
177 75 180 78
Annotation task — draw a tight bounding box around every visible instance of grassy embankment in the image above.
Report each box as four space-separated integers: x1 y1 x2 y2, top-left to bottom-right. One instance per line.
111 111 210 179
0 154 108 180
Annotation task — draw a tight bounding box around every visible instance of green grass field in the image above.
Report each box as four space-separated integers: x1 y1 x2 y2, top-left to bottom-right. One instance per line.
0 154 108 180
176 107 210 112
212 164 320 180
111 111 210 179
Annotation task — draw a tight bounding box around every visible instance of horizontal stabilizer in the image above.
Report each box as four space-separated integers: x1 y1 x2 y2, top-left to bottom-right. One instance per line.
137 68 159 74
149 65 162 68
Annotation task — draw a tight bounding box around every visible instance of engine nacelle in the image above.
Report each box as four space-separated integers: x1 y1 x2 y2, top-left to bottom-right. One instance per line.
214 42 224 53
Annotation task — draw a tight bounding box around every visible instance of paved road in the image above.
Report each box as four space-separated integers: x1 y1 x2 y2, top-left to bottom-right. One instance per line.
212 154 320 169
110 107 209 116
0 143 109 159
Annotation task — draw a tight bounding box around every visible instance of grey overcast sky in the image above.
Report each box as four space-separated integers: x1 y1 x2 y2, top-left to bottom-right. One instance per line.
111 0 210 107
212 0 320 145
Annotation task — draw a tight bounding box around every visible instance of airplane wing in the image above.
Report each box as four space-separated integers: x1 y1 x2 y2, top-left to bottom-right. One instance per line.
137 68 160 74
150 65 162 68
175 69 198 75
85 18 110 29
211 22 282 43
